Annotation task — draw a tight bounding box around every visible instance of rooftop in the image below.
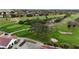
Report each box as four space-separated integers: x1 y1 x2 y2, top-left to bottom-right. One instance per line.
0 35 16 47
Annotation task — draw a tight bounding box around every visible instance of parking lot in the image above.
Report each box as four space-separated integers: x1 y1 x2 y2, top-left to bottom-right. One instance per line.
11 37 44 49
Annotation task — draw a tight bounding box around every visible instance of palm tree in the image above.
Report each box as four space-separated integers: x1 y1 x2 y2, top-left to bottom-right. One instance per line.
3 12 6 18
3 12 8 20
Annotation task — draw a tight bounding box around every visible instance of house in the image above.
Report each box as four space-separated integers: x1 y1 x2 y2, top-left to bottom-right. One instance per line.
0 35 17 49
0 9 14 18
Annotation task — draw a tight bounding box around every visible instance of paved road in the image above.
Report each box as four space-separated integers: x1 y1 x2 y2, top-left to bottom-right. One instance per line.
12 37 44 49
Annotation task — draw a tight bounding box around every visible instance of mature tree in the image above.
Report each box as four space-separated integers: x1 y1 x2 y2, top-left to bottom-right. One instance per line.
30 18 53 44
3 12 8 20
10 11 16 18
18 20 24 24
3 12 7 18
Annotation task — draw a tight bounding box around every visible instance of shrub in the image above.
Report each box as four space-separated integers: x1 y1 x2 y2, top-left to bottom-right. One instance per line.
60 43 70 49
53 43 59 47
18 21 24 24
54 18 62 23
73 45 79 49
26 14 33 17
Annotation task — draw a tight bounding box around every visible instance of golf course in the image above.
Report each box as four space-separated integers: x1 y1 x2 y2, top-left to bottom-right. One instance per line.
0 13 79 48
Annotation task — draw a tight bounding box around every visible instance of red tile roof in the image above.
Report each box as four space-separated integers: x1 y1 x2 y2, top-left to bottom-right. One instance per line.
0 36 16 47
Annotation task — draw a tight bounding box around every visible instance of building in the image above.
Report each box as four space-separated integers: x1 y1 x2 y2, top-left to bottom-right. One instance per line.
0 35 17 49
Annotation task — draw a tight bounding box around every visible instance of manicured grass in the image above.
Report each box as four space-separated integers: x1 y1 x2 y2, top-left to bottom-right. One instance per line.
14 30 51 43
57 27 79 45
0 24 30 33
52 14 79 47
18 14 65 21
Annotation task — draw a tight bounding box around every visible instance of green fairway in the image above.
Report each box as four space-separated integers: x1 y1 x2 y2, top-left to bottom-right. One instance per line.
52 14 79 47
0 24 30 33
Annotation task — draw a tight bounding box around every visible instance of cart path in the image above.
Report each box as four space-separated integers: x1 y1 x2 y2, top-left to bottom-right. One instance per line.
55 14 79 26
10 29 26 35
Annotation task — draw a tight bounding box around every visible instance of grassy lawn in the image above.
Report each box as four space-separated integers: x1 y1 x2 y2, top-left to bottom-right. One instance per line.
52 27 79 47
52 14 79 47
17 14 65 21
14 30 51 43
0 24 30 33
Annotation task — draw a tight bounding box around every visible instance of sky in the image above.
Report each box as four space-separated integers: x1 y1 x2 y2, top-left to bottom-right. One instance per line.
0 0 79 9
